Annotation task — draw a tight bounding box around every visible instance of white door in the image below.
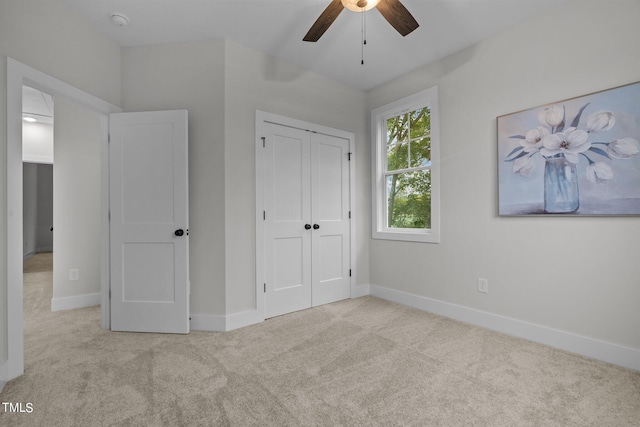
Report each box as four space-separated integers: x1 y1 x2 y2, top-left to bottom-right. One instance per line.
263 124 312 318
311 133 351 306
109 110 189 333
262 123 350 318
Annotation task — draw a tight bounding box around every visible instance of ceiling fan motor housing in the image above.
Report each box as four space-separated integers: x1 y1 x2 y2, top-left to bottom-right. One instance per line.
342 0 379 12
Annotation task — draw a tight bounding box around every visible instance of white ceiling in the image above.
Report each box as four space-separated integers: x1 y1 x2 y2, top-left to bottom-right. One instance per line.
62 0 571 91
23 86 54 125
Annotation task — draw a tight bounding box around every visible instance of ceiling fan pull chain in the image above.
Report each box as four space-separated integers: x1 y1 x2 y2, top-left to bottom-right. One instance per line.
361 5 366 65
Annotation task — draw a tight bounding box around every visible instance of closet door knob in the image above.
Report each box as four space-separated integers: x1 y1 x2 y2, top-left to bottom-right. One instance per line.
305 224 312 230
174 229 185 237
313 224 320 230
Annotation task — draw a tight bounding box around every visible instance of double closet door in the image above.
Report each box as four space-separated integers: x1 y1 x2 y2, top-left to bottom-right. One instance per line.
262 122 351 318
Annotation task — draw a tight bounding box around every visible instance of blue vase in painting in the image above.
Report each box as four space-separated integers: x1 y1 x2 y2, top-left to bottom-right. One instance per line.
544 156 579 213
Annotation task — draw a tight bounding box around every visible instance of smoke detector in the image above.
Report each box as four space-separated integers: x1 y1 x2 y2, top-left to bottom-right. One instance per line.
111 13 129 27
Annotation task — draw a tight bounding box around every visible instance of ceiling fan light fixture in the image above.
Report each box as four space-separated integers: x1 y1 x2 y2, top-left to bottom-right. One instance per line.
341 0 380 12
304 0 417 42
111 13 129 27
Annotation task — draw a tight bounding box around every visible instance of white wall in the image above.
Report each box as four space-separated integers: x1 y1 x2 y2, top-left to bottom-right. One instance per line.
367 1 640 352
121 40 228 315
23 163 38 258
51 98 101 307
121 39 368 318
0 0 121 366
223 40 368 314
23 122 53 164
3 0 635 374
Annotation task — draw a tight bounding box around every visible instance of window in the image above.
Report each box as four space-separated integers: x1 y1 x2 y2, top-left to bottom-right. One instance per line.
371 87 440 243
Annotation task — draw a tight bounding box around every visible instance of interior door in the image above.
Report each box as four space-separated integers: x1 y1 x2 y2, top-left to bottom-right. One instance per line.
262 122 350 319
109 110 189 333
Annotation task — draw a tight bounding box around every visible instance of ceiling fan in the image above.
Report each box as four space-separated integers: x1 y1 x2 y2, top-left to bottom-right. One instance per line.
303 0 419 42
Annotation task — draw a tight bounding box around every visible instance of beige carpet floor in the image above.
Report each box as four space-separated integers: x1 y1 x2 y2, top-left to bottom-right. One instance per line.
1 252 639 426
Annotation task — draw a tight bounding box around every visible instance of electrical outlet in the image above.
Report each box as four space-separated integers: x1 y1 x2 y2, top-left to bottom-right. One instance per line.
478 278 489 293
69 269 79 281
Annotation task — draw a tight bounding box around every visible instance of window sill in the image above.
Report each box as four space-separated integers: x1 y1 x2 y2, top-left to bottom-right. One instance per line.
372 229 440 243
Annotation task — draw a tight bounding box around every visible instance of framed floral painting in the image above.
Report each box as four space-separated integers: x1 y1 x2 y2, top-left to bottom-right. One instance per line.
498 81 640 215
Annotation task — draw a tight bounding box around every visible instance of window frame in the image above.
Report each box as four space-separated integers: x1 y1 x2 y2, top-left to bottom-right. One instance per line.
371 86 440 243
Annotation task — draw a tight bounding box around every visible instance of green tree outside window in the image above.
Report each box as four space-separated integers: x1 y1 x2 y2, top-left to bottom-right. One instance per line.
385 107 431 229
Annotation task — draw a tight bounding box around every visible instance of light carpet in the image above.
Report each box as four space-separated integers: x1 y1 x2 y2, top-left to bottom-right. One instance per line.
1 252 639 426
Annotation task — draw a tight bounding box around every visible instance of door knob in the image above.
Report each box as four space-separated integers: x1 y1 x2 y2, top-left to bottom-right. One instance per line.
313 224 320 230
174 229 185 237
305 224 312 230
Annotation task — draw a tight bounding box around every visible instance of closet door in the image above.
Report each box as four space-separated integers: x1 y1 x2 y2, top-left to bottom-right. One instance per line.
311 133 351 306
262 122 351 319
263 124 312 319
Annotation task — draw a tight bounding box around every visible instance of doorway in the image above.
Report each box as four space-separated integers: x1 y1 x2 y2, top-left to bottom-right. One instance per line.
22 85 103 312
22 85 55 326
22 86 54 265
4 58 121 382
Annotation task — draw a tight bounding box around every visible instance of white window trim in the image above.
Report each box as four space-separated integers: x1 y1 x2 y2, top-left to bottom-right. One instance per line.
371 86 440 243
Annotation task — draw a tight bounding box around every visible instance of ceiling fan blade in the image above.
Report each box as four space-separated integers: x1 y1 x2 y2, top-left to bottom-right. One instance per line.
303 0 345 42
376 0 419 37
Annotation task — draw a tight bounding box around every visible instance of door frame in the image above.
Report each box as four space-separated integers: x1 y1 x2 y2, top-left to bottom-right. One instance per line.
2 58 121 382
255 110 357 319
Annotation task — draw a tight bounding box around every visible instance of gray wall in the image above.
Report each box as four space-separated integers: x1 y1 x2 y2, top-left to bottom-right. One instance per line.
36 164 53 252
367 0 640 351
23 163 53 258
23 163 38 258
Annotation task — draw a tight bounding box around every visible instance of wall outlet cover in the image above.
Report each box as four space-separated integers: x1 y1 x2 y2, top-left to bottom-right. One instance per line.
478 278 489 293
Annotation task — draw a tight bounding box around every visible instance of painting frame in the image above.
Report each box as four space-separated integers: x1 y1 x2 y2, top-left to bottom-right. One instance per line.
497 81 640 216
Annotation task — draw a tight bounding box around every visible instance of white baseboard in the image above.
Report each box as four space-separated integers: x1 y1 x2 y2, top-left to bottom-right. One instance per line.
226 309 264 331
191 290 374 333
51 293 101 312
371 285 640 372
192 290 388 333
351 283 371 298
190 309 264 332
0 381 6 393
23 250 35 261
189 313 226 332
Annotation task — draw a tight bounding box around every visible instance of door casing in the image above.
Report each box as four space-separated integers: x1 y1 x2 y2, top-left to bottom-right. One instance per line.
3 58 121 382
255 110 357 320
